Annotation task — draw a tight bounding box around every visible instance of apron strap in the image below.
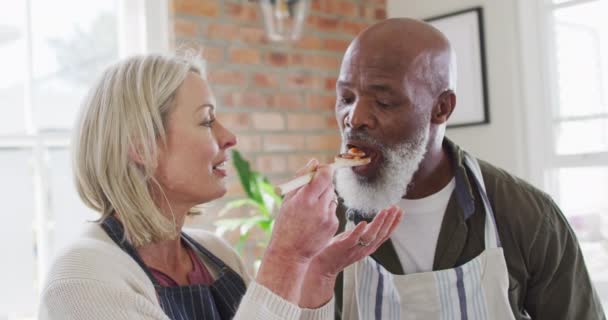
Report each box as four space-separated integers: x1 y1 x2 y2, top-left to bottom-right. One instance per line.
462 153 501 249
101 216 234 285
101 216 160 283
181 232 232 277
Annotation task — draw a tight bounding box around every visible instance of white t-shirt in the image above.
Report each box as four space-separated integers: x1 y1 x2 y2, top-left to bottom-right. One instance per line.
392 178 456 274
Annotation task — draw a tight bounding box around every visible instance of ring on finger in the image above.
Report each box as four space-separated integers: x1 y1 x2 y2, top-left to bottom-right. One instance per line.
357 238 372 247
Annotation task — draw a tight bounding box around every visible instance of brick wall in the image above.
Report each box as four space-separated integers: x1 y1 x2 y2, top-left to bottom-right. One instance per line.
171 0 387 267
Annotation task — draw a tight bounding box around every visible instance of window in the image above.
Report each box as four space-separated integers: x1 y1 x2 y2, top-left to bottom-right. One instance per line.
0 0 168 318
543 0 608 309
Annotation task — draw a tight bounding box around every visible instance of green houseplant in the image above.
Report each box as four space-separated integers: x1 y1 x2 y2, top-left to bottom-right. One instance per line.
214 150 282 269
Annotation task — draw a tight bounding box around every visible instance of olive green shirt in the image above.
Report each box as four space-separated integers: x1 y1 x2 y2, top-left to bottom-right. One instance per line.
335 138 605 319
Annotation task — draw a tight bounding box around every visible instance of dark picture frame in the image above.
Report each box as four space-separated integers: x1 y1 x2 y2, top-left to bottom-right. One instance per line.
426 7 490 128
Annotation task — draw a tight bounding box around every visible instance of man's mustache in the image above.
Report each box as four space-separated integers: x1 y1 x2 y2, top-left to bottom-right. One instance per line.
341 129 387 151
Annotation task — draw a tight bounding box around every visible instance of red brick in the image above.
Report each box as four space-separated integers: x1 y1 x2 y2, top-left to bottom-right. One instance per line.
316 17 340 32
243 92 271 108
290 53 304 65
222 91 271 108
225 2 259 23
295 35 323 50
305 134 341 151
302 55 341 71
307 94 336 111
287 114 327 130
272 93 304 109
311 0 322 12
375 8 387 19
174 18 198 37
252 72 279 88
252 113 285 131
200 45 224 64
285 74 313 90
239 27 266 44
340 20 369 36
325 77 337 91
264 135 305 151
217 113 250 131
326 115 339 130
256 155 287 174
325 1 359 17
208 70 247 86
306 15 317 29
361 6 386 20
173 0 219 17
323 38 350 52
234 135 262 152
266 52 289 67
285 74 325 90
205 23 239 40
229 47 261 64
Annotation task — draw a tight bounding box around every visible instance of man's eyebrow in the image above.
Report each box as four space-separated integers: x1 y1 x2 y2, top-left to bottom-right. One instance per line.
336 81 395 92
368 84 394 92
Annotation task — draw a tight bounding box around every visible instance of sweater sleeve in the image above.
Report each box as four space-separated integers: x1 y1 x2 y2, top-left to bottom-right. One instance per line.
39 278 168 320
300 296 335 320
233 281 302 320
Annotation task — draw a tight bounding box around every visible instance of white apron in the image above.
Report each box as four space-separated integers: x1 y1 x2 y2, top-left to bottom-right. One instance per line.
342 154 516 320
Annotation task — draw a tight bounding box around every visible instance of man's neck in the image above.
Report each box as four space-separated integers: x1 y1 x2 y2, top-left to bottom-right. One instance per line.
404 142 453 199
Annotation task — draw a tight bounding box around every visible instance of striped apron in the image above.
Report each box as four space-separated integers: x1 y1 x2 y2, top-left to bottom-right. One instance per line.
342 153 515 320
102 217 247 320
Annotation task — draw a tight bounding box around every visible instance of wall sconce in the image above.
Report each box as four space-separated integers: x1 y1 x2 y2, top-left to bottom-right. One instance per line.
253 0 310 42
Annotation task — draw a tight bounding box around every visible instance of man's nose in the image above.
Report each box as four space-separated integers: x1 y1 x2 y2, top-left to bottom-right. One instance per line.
345 100 376 130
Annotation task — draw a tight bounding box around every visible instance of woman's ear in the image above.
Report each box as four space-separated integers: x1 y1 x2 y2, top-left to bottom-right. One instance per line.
431 90 456 125
128 144 146 166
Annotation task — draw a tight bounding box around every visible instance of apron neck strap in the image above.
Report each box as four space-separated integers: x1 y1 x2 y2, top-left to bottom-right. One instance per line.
462 153 501 249
100 216 160 282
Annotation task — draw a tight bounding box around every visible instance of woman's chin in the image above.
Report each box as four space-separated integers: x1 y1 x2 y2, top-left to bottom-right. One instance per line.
198 188 228 204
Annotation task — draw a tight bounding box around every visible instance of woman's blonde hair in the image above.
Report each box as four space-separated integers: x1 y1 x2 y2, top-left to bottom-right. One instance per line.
73 52 206 247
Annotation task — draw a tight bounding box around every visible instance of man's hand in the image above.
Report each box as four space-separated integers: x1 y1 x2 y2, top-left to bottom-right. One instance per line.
300 206 403 308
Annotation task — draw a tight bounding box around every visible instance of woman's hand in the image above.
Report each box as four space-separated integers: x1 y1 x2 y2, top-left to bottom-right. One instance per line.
256 159 340 304
267 160 339 261
299 206 403 308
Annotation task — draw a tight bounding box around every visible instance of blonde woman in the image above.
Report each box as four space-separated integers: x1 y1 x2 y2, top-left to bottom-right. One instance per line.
38 53 402 320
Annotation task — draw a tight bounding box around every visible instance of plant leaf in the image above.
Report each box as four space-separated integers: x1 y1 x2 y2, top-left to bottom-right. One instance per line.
218 198 260 216
232 150 265 205
234 233 249 254
238 216 269 236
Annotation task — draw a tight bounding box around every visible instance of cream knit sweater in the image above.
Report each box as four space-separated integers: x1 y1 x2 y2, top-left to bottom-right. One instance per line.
38 223 334 319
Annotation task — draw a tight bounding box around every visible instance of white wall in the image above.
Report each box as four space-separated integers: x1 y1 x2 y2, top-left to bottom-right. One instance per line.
388 0 530 180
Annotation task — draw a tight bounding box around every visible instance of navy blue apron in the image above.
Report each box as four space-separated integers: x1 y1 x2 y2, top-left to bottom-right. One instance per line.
101 216 247 320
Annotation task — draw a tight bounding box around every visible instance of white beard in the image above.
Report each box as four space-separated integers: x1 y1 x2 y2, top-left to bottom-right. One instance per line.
335 124 430 219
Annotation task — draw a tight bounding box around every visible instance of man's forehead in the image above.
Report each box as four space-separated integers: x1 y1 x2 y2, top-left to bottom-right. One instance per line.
338 59 407 88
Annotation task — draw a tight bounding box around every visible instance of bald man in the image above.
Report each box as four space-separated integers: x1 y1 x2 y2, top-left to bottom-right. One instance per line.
332 18 605 319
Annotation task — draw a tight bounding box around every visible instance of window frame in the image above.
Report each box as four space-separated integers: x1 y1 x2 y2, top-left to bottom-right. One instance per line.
518 0 608 308
0 1 169 315
520 0 608 198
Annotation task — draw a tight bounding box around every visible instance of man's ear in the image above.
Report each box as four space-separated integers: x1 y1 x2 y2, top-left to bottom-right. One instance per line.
431 90 456 125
